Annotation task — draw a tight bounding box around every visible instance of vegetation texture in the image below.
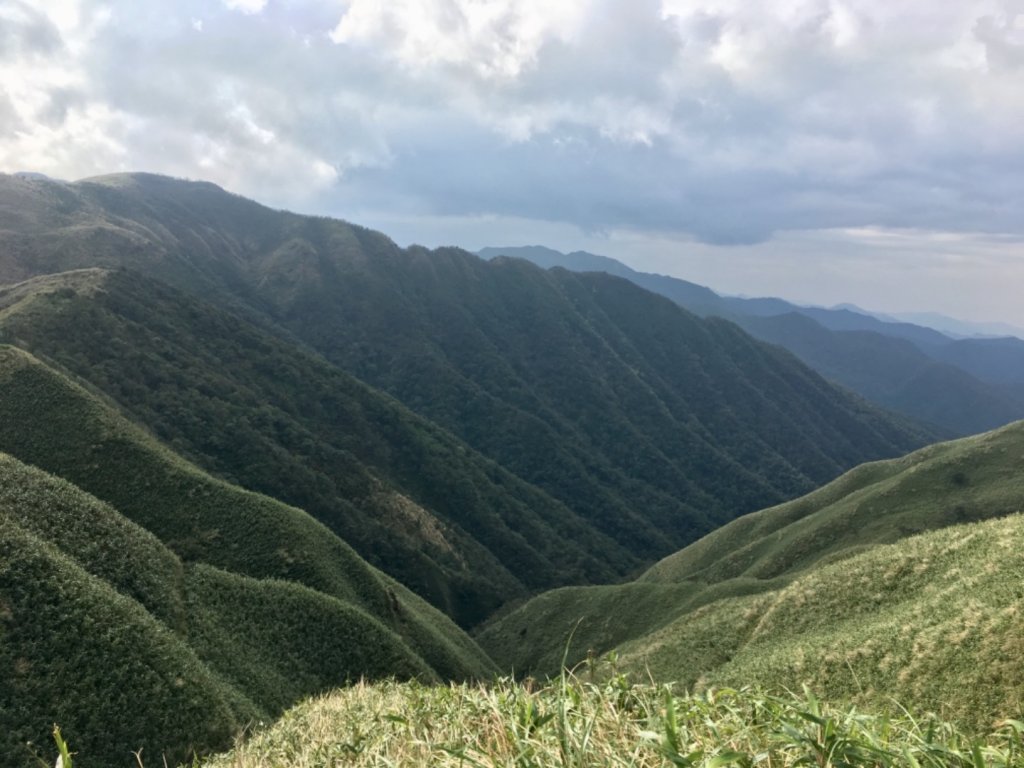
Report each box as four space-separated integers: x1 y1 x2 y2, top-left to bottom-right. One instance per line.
199 676 1024 768
0 173 933 625
2 173 1017 766
481 245 1024 436
0 346 494 766
481 422 1024 731
0 268 618 627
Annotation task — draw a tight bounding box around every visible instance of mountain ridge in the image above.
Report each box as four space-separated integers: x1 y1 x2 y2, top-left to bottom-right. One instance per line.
480 245 1024 435
0 172 1020 761
0 173 933 622
0 268 630 627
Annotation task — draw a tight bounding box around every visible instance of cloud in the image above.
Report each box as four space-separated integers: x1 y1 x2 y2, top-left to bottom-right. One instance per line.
0 2 63 58
222 0 267 15
3 0 1024 251
330 0 588 79
974 8 1024 69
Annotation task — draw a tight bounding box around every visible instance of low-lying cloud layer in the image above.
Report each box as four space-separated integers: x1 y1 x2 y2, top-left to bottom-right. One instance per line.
3 0 1024 319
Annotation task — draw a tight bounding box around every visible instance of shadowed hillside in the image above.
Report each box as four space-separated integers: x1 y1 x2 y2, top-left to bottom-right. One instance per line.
0 174 933 593
481 245 1024 436
0 269 634 626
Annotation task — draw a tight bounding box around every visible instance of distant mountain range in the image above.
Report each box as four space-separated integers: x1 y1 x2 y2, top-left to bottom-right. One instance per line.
479 246 1024 435
855 306 1024 340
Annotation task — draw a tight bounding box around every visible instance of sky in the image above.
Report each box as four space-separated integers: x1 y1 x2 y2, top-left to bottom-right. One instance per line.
3 0 1024 324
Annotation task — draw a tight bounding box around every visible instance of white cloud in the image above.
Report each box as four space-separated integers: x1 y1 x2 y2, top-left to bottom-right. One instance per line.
331 0 587 78
3 0 1024 321
222 0 267 15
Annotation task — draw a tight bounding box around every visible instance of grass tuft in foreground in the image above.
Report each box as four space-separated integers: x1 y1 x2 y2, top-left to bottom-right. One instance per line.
199 672 1024 767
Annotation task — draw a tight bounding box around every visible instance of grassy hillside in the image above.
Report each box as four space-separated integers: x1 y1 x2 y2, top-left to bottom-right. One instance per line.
0 173 932 582
0 347 497 765
197 677 1024 767
623 512 1024 731
642 419 1024 584
0 268 634 626
480 422 1024 729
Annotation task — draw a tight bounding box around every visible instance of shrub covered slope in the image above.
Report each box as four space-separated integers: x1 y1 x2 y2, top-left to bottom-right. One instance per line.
0 173 933 608
0 268 624 627
481 245 1024 437
0 346 494 766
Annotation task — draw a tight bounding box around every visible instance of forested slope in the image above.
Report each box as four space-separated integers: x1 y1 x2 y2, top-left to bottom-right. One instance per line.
0 346 494 765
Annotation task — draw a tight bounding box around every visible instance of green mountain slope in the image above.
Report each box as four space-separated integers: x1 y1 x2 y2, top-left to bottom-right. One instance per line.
482 245 1024 436
0 173 932 577
624 512 1024 731
479 421 1024 728
252 244 932 555
0 346 496 765
0 269 631 626
0 492 246 766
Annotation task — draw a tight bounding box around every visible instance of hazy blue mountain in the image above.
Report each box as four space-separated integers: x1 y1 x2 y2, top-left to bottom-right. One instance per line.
735 313 1024 435
929 336 1024 385
876 310 1024 340
786 306 952 348
479 246 947 345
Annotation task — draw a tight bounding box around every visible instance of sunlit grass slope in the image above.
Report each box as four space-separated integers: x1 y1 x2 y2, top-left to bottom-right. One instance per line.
199 676 1024 768
642 421 1024 586
620 513 1024 731
480 423 1024 729
0 347 495 765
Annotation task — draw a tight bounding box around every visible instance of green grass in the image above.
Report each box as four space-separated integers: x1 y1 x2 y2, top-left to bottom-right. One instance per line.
642 421 1024 586
647 512 1024 731
480 422 1024 731
196 675 1024 767
476 577 785 678
484 511 1024 734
